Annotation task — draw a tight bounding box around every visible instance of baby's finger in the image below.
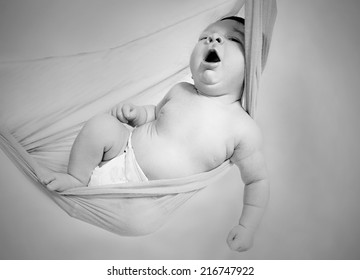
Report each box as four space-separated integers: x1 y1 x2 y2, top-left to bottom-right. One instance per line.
226 225 252 252
113 106 128 123
121 104 131 119
227 228 240 249
124 104 137 120
118 113 128 124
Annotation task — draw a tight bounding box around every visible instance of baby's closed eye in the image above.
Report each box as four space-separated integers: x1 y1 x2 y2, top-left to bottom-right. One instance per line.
227 37 241 44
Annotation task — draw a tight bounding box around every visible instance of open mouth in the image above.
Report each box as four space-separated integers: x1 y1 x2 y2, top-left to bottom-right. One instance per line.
204 49 221 63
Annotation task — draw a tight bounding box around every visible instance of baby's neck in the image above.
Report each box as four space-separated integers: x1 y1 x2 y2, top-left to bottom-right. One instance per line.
194 85 241 105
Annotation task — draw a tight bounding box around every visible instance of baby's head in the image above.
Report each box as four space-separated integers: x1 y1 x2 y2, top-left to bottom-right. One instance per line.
190 16 245 102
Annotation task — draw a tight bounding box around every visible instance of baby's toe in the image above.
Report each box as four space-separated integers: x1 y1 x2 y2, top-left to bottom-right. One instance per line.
46 180 60 191
41 174 55 185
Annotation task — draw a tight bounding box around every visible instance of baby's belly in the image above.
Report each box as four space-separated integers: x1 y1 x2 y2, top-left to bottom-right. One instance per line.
131 123 212 180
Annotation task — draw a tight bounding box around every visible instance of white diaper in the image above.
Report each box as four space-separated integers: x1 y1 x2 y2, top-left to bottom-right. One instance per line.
88 132 148 186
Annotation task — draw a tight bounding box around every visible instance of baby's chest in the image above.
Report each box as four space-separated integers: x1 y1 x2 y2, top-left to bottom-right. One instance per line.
163 100 233 151
162 98 228 133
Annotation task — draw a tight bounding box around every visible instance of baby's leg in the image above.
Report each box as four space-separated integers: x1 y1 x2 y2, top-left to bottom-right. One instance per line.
44 114 130 191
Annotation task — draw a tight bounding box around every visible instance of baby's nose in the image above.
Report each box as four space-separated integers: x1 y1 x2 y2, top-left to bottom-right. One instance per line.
207 33 224 45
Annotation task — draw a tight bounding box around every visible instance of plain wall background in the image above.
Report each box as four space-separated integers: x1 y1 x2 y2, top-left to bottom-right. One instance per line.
0 0 360 259
257 0 360 258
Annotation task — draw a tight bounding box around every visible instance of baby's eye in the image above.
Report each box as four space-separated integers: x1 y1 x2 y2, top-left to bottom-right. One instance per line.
228 37 241 44
199 36 207 41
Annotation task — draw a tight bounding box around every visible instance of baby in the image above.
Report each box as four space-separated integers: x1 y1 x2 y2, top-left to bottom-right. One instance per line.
43 16 269 252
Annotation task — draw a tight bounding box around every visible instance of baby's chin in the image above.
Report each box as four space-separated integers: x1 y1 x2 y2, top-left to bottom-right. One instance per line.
197 70 223 86
195 81 223 96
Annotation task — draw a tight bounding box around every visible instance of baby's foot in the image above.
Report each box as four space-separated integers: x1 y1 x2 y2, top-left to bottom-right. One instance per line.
42 172 84 192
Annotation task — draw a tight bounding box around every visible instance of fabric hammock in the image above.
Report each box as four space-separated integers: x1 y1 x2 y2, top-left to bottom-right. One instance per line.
0 0 277 236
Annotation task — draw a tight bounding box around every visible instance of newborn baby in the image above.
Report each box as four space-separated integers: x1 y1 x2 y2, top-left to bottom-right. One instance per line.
43 16 269 252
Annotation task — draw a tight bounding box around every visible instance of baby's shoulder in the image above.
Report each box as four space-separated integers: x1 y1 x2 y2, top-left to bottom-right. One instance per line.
231 109 262 149
173 81 194 90
167 82 194 97
229 113 263 164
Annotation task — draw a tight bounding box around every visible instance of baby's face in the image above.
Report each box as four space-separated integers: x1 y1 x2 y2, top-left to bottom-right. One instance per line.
190 19 245 99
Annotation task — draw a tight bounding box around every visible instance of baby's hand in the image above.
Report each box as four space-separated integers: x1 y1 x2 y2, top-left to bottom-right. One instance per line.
227 225 254 252
111 103 141 126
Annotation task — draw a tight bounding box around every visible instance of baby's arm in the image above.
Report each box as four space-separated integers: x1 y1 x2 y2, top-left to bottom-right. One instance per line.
111 103 156 127
110 86 175 126
228 124 269 252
